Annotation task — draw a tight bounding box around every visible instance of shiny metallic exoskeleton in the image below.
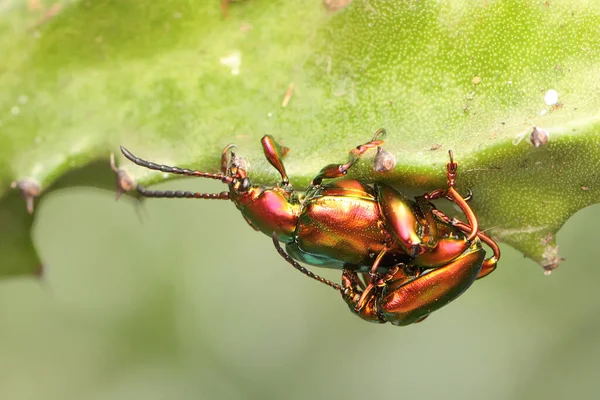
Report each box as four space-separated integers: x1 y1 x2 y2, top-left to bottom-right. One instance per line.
120 129 500 326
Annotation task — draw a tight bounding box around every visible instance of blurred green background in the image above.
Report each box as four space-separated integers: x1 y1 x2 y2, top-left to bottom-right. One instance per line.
1 179 600 400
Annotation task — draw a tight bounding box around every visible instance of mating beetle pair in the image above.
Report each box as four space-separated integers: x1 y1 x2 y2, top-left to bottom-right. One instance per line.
120 130 500 326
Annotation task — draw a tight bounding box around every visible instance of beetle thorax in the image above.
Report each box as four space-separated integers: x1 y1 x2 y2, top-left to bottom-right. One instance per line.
232 186 300 242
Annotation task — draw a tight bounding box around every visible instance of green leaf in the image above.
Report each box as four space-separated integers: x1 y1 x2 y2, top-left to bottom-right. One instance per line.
1 0 600 277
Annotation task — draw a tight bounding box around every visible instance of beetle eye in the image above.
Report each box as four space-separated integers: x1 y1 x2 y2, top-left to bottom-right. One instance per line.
241 177 251 191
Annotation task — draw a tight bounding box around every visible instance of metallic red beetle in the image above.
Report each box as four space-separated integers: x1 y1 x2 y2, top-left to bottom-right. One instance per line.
120 129 500 326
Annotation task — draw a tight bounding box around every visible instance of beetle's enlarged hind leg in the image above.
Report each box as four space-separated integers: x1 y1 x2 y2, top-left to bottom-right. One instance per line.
378 244 485 325
452 221 499 279
431 212 500 279
311 128 386 186
341 264 423 324
424 150 500 279
350 244 485 326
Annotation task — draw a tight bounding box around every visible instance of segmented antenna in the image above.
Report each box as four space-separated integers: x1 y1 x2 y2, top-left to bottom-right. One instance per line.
136 185 230 200
120 146 233 184
271 233 341 291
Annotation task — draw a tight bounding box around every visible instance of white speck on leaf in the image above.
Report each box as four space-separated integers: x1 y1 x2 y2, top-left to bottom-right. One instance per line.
220 51 242 75
544 89 559 105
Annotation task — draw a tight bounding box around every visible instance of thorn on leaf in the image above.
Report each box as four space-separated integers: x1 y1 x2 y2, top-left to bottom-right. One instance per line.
110 153 135 200
540 234 564 274
10 179 41 214
35 263 44 279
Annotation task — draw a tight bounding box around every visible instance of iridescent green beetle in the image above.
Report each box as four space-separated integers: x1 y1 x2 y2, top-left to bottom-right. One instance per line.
120 130 500 326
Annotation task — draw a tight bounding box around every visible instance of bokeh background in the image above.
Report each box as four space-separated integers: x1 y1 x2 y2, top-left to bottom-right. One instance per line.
1 178 600 400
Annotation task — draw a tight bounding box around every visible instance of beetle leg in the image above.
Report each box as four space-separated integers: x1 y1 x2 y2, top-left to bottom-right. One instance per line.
358 246 394 311
221 0 232 18
261 135 291 186
445 151 478 240
311 128 386 186
378 244 486 326
271 233 388 324
447 220 500 279
367 246 390 280
426 151 478 241
271 233 342 291
341 270 385 324
446 187 478 242
343 265 423 324
220 144 237 173
357 264 399 310
426 188 445 200
463 189 473 202
376 184 425 256
359 273 372 290
431 210 500 279
414 195 438 249
426 188 473 203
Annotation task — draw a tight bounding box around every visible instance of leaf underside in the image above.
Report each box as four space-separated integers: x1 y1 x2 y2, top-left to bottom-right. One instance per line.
1 0 599 276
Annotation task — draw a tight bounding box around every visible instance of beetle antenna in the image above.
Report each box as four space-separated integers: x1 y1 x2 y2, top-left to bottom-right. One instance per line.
271 232 342 291
120 146 234 185
136 184 230 200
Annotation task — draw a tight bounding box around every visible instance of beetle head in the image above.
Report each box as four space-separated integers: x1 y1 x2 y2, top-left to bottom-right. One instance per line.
221 144 263 207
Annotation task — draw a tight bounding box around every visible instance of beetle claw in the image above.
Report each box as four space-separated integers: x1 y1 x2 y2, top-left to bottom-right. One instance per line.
463 188 473 202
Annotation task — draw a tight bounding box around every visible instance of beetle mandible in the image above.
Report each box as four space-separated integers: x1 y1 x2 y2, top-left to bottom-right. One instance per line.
120 129 500 325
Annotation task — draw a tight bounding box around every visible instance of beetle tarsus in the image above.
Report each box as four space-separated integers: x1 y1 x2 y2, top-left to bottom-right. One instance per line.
425 151 478 242
311 129 386 186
